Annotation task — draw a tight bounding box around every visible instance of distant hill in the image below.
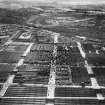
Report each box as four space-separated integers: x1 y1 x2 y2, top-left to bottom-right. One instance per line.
0 8 42 25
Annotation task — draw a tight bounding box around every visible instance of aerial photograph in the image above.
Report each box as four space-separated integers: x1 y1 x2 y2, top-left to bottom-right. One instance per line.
0 0 105 104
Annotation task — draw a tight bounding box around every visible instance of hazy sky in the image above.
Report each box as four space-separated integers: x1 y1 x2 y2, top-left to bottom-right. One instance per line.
20 0 105 4
19 0 105 2
1 0 105 5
